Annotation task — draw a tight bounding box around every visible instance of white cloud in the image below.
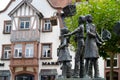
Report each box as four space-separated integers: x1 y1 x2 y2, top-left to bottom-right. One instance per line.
0 0 11 11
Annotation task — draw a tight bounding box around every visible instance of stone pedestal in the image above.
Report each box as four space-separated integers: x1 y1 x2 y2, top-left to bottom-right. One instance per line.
56 78 105 80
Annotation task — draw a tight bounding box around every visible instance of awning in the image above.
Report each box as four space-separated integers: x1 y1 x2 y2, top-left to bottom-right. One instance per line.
0 70 11 76
40 69 57 75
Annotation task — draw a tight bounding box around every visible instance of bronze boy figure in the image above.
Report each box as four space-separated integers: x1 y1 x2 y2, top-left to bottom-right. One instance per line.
64 16 85 78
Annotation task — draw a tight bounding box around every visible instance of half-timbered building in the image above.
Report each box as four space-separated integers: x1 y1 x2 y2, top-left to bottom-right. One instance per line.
0 0 74 80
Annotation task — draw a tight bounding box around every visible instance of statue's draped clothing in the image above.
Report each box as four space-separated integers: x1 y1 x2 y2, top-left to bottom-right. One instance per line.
84 23 99 58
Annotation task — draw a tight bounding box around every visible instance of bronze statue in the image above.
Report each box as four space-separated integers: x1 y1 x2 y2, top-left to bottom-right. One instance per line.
57 10 111 78
57 27 72 78
64 16 85 78
84 14 104 78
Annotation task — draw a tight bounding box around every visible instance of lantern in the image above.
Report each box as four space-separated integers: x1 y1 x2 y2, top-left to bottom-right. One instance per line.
63 4 76 17
50 16 57 26
113 21 120 36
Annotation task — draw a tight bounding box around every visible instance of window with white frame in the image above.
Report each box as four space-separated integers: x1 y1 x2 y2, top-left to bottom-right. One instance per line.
106 54 118 68
41 44 51 58
14 44 22 58
2 45 11 59
25 44 34 58
19 17 30 29
43 19 52 32
4 21 11 34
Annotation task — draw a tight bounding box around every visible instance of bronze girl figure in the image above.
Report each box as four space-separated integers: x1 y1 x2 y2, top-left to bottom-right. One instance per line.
57 27 72 78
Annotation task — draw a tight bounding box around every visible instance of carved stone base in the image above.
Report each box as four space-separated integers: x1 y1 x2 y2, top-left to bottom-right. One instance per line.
56 78 105 80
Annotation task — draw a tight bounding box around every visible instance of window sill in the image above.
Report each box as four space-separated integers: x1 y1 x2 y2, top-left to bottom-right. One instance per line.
105 67 119 69
3 32 11 34
24 57 34 58
40 57 52 60
12 57 38 60
1 59 10 60
13 57 22 59
42 30 52 32
18 28 30 31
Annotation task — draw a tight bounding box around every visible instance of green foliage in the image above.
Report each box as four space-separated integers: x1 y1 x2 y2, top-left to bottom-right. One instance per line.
65 0 120 58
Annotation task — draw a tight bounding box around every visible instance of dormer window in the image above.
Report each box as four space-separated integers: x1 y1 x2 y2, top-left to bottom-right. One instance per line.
19 17 30 29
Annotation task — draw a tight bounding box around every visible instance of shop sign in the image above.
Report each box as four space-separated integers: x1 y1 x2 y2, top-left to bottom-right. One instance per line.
42 62 60 66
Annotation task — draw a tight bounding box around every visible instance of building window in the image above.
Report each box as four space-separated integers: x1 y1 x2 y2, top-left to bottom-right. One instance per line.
42 19 52 32
0 70 10 80
15 74 34 80
40 69 57 80
106 72 118 80
0 76 9 80
25 44 34 58
19 17 30 29
14 44 22 58
2 45 11 60
3 21 11 34
41 43 52 59
41 75 55 80
106 54 118 68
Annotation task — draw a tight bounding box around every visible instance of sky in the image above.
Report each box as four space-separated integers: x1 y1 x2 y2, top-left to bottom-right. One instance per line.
0 0 10 11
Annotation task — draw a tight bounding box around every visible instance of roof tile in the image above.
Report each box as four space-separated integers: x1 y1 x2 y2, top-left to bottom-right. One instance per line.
47 0 72 9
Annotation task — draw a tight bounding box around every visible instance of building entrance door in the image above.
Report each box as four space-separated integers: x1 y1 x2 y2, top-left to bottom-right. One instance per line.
15 74 34 80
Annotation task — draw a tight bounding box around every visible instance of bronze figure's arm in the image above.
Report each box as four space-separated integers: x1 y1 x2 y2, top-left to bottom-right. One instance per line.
64 27 79 37
86 25 96 38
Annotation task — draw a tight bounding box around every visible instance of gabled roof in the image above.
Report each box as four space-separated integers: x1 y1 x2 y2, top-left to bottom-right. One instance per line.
8 0 43 18
0 0 72 13
47 0 72 9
